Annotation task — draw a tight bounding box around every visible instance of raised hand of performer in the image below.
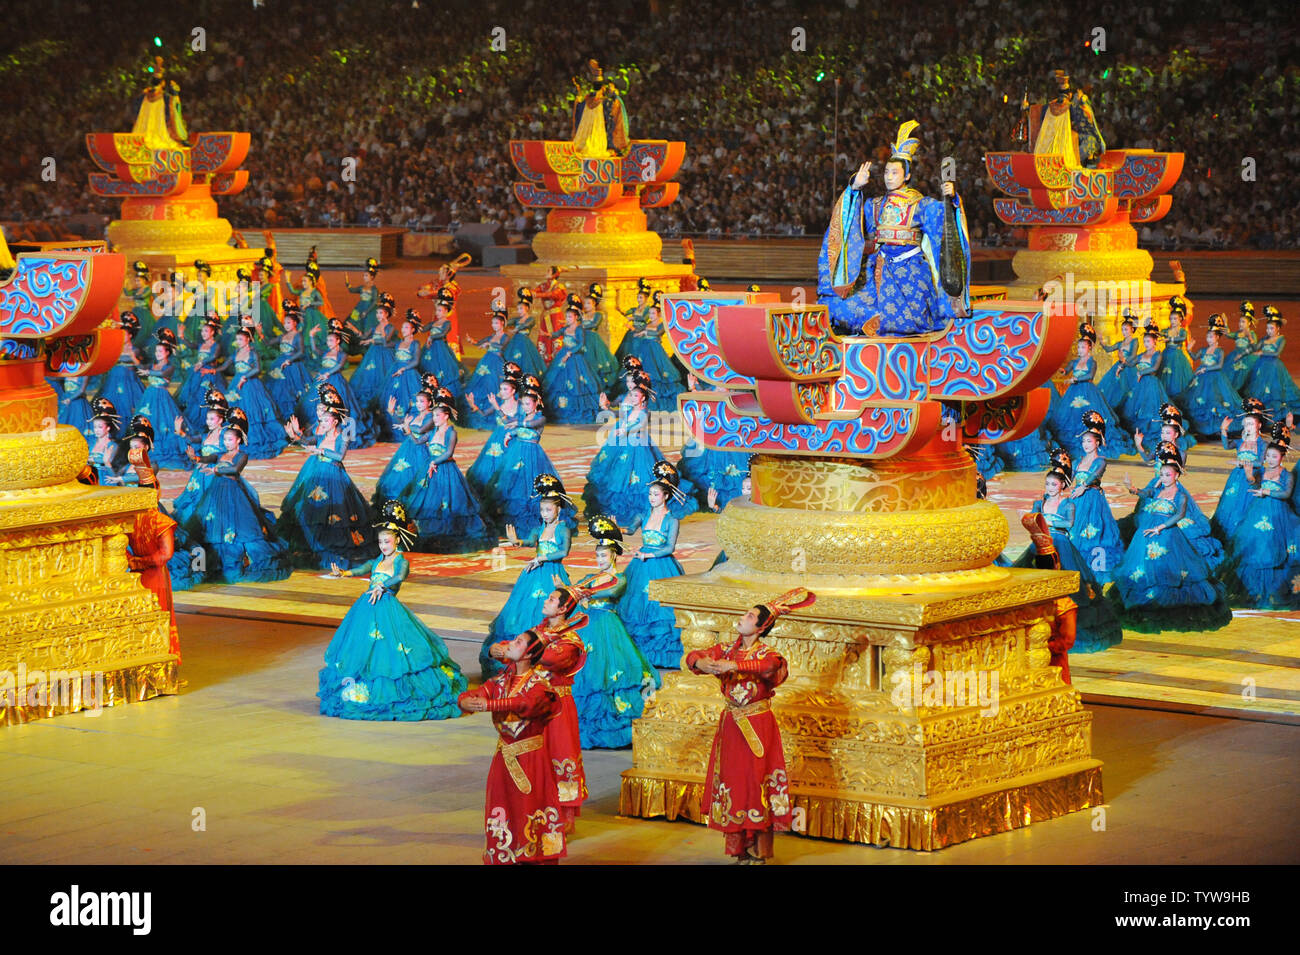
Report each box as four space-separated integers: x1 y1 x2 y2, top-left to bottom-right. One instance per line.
504 523 519 547
851 161 872 189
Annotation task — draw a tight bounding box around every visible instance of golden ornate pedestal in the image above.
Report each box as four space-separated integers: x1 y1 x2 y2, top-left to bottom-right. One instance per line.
620 450 1103 850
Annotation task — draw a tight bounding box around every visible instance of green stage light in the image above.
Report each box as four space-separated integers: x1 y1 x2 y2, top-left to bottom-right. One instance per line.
153 36 162 47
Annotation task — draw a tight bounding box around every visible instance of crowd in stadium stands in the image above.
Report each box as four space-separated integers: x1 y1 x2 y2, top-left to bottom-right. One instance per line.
0 0 1296 248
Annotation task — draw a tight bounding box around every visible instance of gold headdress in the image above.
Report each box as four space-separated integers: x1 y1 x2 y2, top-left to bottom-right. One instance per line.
889 120 921 165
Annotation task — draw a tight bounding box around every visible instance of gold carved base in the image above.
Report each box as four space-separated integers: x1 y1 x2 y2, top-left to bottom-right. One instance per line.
620 569 1101 851
0 464 178 728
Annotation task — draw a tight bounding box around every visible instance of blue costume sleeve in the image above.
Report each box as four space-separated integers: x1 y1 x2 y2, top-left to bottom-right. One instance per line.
410 413 435 444
513 312 535 333
426 319 450 341
1263 469 1295 499
428 428 457 465
640 515 679 556
346 557 378 578
241 350 262 380
392 342 421 373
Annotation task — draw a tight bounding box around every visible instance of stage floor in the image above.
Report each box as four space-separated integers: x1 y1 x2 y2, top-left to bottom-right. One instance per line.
1 610 1295 865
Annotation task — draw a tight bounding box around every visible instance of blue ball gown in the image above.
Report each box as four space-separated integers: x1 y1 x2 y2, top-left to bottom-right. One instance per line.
493 412 574 540
582 406 699 528
1013 497 1123 652
277 429 377 569
1047 356 1136 459
372 408 435 505
618 511 686 667
1212 433 1266 541
465 401 520 525
570 569 661 749
345 282 379 338
100 343 145 415
1241 335 1300 424
623 325 685 413
1183 345 1241 437
502 313 546 380
1226 328 1259 392
402 424 495 553
1219 468 1300 609
1159 329 1194 402
418 317 464 401
384 337 424 435
1114 482 1228 628
318 553 468 721
177 339 227 434
676 438 751 510
133 358 191 470
1098 336 1139 411
223 350 288 460
1069 453 1125 585
1121 350 1173 438
541 326 603 424
56 377 94 442
481 520 571 679
179 449 291 583
580 310 619 391
170 427 224 527
1120 455 1225 570
297 347 374 450
462 334 508 431
267 330 311 421
350 324 396 440
614 303 648 367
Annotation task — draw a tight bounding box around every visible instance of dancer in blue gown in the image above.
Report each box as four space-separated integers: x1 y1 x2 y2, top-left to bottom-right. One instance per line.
583 377 698 527
85 398 124 483
102 313 145 414
1120 324 1173 438
350 296 396 440
266 305 311 421
465 369 522 516
282 265 329 361
541 297 603 424
1067 413 1125 585
1013 454 1123 653
343 258 381 338
177 318 226 434
622 291 685 413
1125 425 1224 571
1213 397 1269 541
1114 445 1229 629
125 260 157 347
178 408 291 583
462 309 510 431
403 390 495 553
298 321 374 449
496 387 568 539
565 515 661 748
1240 306 1300 426
481 473 573 679
1219 423 1300 609
615 279 653 366
319 499 468 721
1225 302 1260 392
374 375 440 505
1184 314 1242 437
1159 297 1194 405
1047 323 1135 459
56 375 94 442
419 292 466 400
279 386 376 569
504 288 547 380
211 325 289 460
1098 312 1140 412
581 283 619 391
619 461 690 668
132 328 191 470
385 310 425 436
170 388 229 528
1134 402 1195 469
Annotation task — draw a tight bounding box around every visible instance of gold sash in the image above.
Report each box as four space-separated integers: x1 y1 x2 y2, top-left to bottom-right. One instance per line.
497 736 544 794
727 699 771 758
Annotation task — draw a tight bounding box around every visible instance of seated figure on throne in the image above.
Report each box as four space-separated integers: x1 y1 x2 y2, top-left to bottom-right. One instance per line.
818 121 971 337
571 59 630 158
132 56 189 149
1023 69 1105 169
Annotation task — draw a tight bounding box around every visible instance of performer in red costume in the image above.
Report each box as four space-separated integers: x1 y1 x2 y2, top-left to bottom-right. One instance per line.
686 587 814 864
490 585 589 829
120 417 182 661
679 239 701 291
459 629 566 865
532 266 567 362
